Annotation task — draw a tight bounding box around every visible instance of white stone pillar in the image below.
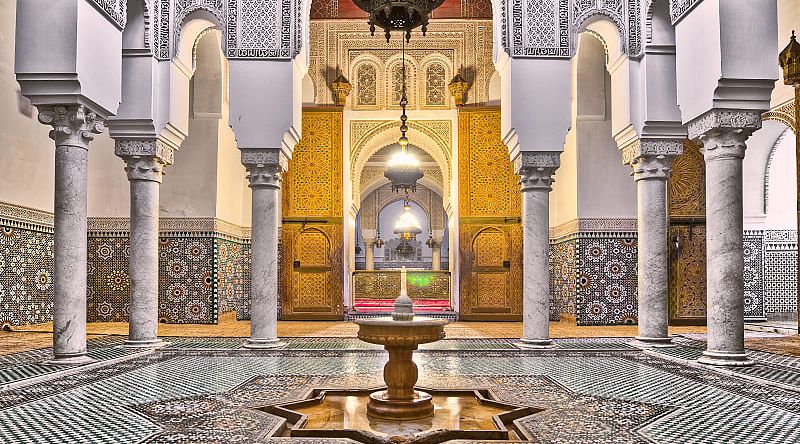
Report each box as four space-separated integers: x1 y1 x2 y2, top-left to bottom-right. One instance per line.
431 244 442 271
689 110 761 367
623 141 683 347
515 151 560 348
115 140 174 348
242 149 285 348
38 105 104 364
364 238 376 271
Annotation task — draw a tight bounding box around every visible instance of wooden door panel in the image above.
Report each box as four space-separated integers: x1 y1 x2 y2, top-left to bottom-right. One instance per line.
669 224 707 324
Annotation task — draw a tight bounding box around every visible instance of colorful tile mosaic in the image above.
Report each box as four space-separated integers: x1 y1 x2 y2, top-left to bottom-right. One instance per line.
0 225 54 327
549 239 576 321
216 238 250 316
87 236 130 322
743 232 765 320
2 344 800 444
574 236 639 326
763 230 798 318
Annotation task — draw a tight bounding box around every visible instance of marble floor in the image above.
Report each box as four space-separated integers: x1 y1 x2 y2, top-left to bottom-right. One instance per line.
1 336 800 443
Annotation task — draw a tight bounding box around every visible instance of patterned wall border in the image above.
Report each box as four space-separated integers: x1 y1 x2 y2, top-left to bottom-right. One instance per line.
87 217 251 241
549 218 637 241
0 202 54 234
762 99 797 133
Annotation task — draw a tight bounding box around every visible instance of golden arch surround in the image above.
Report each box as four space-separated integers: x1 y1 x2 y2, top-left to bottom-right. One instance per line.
350 119 453 206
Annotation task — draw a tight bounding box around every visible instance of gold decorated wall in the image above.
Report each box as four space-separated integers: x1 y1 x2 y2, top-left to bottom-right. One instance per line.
281 109 344 319
457 108 523 320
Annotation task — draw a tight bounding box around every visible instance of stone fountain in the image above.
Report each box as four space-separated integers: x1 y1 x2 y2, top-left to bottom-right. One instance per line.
355 267 448 420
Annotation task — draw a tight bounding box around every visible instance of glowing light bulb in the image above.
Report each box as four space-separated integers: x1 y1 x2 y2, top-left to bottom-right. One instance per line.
388 150 419 168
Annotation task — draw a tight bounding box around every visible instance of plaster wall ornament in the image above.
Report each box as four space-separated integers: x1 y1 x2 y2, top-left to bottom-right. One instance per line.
504 0 642 59
762 99 796 133
549 218 638 239
38 105 106 149
0 201 55 232
621 139 684 168
88 0 128 29
668 0 702 24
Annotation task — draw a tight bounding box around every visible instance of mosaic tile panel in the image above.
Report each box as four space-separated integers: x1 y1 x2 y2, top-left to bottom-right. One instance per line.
216 238 250 316
743 232 765 319
763 230 798 317
575 236 639 326
549 238 577 321
0 225 54 327
159 237 217 324
87 236 130 322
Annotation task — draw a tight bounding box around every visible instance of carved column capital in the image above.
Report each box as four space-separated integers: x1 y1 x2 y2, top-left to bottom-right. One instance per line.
622 139 684 181
688 109 762 162
37 105 105 149
514 151 561 192
240 148 287 189
114 139 175 183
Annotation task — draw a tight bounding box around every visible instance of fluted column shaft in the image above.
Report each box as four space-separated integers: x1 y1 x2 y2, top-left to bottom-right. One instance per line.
242 149 285 348
624 141 682 347
38 105 104 364
115 140 174 347
515 152 560 348
689 110 761 367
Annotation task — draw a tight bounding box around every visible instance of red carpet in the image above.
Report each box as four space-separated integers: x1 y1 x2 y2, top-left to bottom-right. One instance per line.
353 298 451 313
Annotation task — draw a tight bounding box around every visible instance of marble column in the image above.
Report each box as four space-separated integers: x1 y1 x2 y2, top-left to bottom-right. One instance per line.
242 149 286 348
115 140 174 348
623 141 683 347
364 238 376 271
515 152 560 348
38 105 104 364
431 244 441 271
689 110 762 367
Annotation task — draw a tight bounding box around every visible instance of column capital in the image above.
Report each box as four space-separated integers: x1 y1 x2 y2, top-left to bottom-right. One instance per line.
622 139 684 182
688 109 762 162
37 105 105 149
241 148 287 189
514 151 560 192
115 139 176 183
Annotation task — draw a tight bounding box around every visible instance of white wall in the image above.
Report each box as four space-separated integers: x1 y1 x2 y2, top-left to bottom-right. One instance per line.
764 128 797 230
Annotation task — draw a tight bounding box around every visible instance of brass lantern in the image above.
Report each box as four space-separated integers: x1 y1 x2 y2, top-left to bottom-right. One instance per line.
353 0 446 42
393 202 422 257
331 74 352 107
779 30 800 86
448 72 469 106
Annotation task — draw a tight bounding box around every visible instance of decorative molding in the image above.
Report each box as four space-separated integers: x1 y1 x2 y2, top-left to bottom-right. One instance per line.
762 99 796 133
87 217 252 240
115 139 176 165
513 150 561 174
89 0 127 29
505 0 641 59
240 148 289 171
549 218 638 240
0 201 54 233
687 109 763 140
668 0 702 25
620 139 684 166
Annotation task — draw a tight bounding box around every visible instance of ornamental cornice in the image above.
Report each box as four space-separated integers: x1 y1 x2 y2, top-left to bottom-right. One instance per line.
687 109 763 140
549 217 638 240
115 139 176 165
0 201 54 232
621 139 683 166
37 105 105 149
513 150 561 175
762 99 796 132
87 217 252 240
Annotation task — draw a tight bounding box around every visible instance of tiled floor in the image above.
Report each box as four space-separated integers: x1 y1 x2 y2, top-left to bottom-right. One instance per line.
0 337 799 443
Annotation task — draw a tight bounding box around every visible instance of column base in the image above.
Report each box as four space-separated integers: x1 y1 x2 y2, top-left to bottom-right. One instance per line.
516 338 556 349
124 339 169 349
43 354 95 366
243 338 286 349
698 350 754 367
631 336 676 349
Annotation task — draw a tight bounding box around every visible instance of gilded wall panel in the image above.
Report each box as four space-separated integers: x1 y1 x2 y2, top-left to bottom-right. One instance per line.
669 140 705 218
283 110 343 218
457 109 521 218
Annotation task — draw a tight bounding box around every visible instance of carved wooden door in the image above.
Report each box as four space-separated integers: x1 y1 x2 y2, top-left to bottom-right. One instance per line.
668 140 707 325
280 225 343 320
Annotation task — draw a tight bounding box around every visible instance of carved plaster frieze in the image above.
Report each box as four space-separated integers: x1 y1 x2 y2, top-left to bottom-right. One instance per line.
115 139 176 165
549 217 638 239
0 201 55 232
668 0 702 24
762 99 796 132
513 150 561 174
687 109 763 140
37 105 106 149
505 0 642 59
620 139 684 166
87 216 252 240
309 20 494 107
240 148 289 170
89 0 127 29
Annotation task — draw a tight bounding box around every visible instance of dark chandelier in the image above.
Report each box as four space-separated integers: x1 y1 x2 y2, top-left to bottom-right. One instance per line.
353 0 446 42
384 37 424 197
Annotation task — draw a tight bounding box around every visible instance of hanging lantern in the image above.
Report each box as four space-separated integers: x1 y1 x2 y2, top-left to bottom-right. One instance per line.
779 30 800 86
393 202 422 257
353 0 446 42
331 74 352 107
448 72 469 106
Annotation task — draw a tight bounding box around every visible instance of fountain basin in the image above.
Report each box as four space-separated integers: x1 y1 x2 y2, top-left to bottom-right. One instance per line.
355 317 447 420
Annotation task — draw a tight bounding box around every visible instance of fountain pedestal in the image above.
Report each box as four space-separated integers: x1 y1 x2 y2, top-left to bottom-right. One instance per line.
355 317 447 420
